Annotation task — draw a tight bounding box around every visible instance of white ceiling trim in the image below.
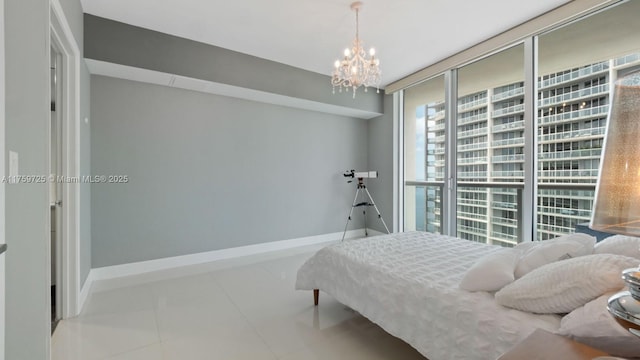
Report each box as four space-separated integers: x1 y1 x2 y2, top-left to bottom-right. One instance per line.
85 59 383 120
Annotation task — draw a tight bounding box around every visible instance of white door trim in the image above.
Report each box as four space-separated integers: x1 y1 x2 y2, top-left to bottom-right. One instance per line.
50 0 81 318
0 0 6 357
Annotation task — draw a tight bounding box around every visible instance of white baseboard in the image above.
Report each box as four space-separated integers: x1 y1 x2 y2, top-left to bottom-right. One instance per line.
79 228 386 311
78 270 94 313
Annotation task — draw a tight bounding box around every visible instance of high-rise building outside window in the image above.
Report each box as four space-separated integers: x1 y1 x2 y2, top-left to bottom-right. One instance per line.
402 0 640 245
404 75 445 233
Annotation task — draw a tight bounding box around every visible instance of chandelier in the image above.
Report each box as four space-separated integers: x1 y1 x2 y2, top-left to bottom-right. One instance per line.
331 1 381 98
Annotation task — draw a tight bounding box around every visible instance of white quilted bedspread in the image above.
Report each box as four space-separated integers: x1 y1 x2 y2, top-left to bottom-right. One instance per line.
295 231 561 360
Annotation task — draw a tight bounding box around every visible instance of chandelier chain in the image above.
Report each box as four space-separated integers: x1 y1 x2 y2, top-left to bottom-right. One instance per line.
355 7 359 44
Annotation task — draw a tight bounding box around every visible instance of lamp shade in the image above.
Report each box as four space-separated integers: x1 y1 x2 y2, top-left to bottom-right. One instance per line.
591 71 640 236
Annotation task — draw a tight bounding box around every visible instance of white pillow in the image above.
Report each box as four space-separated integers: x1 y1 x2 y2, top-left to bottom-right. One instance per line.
459 248 520 292
513 241 538 252
555 233 598 253
595 234 640 259
514 233 596 254
515 234 596 278
495 254 638 314
557 291 640 358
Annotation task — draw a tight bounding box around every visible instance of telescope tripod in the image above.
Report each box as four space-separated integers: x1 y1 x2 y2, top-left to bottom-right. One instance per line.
341 178 390 241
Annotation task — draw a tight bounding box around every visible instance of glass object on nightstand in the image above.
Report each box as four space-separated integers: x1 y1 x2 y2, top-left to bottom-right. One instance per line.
589 70 640 339
607 268 640 336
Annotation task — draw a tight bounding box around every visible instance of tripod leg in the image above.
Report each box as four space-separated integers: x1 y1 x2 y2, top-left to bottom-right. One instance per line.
342 188 360 241
357 186 368 237
363 188 391 234
363 203 368 237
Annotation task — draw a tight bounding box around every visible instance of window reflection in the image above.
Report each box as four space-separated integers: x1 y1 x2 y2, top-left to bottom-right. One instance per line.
536 0 640 240
404 75 445 232
456 44 524 246
401 0 640 244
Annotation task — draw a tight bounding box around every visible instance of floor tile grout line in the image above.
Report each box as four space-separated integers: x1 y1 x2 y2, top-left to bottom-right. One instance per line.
97 341 163 360
73 283 164 360
56 249 422 360
148 283 164 349
211 268 280 359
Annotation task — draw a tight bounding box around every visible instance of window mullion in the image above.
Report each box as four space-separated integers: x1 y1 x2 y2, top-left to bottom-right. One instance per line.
393 90 404 232
443 69 458 236
522 37 538 242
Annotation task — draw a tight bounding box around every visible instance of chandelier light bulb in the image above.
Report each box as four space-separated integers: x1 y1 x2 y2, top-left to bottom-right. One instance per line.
331 1 381 98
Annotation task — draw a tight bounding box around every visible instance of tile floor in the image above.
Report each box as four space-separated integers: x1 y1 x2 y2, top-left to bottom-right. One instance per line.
51 243 427 360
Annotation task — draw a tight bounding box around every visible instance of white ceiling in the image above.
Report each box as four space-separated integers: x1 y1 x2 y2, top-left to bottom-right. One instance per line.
81 0 570 88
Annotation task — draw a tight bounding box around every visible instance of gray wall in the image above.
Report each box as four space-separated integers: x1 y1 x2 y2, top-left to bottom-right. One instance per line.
80 63 91 286
5 0 51 358
367 93 394 233
83 14 382 115
91 76 368 267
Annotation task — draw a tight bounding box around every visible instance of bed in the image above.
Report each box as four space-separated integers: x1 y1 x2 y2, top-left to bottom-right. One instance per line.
295 231 607 359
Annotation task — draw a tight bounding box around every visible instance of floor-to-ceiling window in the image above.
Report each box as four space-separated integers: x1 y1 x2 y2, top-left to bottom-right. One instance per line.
536 0 640 240
456 44 525 246
403 75 445 233
400 0 640 243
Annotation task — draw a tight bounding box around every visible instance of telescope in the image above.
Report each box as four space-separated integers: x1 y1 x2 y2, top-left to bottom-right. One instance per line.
340 169 389 240
343 170 378 179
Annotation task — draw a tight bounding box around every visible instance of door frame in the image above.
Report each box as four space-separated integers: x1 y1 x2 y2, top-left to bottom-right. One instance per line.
50 0 81 318
50 44 64 324
0 0 6 357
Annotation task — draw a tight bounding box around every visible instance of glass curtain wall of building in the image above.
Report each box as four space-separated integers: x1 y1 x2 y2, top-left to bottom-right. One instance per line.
401 0 640 244
456 45 525 246
404 75 445 233
536 0 640 240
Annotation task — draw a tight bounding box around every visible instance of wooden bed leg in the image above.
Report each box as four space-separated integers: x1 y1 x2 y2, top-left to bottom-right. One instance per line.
313 289 319 306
